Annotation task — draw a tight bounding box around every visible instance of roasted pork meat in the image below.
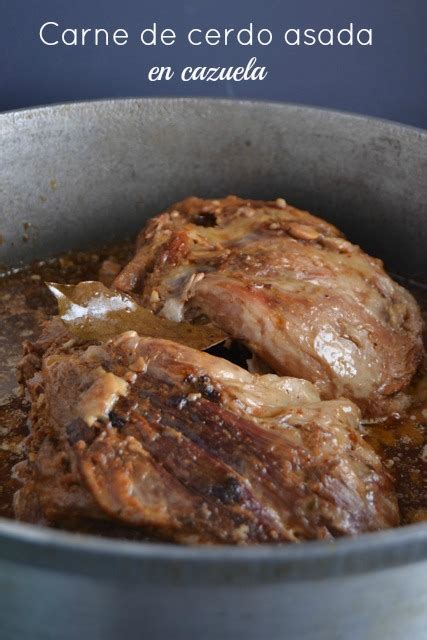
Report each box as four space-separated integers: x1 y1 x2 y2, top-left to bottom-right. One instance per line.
15 320 399 543
114 196 424 417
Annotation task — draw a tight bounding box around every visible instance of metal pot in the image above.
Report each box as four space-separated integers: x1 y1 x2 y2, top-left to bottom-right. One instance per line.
0 98 426 640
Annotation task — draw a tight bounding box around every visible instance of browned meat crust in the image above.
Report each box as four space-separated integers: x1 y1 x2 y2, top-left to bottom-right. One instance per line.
113 196 424 417
15 320 399 543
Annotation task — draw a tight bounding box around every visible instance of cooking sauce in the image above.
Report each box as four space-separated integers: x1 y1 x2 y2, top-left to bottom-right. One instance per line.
0 243 426 532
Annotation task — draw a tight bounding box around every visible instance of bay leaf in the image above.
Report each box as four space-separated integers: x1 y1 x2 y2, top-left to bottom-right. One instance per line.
47 281 227 350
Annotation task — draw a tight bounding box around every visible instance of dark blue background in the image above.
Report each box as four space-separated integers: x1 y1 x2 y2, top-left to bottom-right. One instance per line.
1 0 426 128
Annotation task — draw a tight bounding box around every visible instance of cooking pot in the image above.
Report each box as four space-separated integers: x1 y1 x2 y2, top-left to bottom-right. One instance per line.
0 98 426 640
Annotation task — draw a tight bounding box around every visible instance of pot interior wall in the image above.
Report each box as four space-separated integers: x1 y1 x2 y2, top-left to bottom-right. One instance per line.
0 99 426 277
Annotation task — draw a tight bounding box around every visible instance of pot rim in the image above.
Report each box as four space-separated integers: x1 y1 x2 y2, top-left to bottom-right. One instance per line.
1 96 427 138
0 516 427 583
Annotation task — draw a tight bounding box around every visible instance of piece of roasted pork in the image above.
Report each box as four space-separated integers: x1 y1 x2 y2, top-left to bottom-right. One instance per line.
113 196 424 417
14 320 399 543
